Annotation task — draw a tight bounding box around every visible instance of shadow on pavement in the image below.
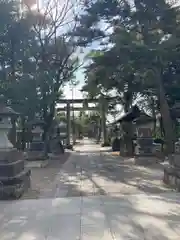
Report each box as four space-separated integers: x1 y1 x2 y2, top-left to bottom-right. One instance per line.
1 193 179 239
71 152 172 196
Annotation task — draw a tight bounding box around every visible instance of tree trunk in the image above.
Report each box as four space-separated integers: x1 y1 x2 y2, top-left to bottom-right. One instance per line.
10 39 16 79
158 77 175 154
121 88 134 156
10 117 17 147
151 97 156 135
121 122 134 156
43 100 56 154
21 117 26 151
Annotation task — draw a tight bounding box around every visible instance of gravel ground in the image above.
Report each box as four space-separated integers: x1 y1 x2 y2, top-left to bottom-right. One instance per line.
21 152 71 199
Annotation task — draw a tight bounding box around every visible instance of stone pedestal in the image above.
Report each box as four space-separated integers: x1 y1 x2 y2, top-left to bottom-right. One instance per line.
133 115 165 164
0 149 31 199
26 141 48 167
27 141 46 160
0 98 31 199
163 141 180 190
134 138 159 165
153 142 164 159
66 102 71 147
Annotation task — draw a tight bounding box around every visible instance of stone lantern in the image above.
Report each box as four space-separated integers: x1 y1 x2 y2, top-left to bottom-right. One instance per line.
0 97 31 199
134 112 160 165
32 125 44 142
26 119 48 167
49 120 66 156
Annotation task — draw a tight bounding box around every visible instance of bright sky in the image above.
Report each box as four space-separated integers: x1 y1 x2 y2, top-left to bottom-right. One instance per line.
33 0 85 100
33 0 124 122
64 68 84 100
62 0 180 122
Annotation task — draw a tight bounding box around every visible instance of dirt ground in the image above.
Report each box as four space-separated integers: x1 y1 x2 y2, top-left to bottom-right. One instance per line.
22 152 71 199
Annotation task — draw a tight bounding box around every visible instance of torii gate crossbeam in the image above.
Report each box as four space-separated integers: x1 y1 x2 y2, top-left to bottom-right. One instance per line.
57 97 115 146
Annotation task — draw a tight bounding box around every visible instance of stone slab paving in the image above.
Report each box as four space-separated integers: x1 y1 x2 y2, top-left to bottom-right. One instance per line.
43 149 172 199
0 193 180 239
0 140 180 239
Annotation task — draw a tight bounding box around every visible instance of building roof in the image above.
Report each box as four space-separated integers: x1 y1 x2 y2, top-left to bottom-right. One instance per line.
111 105 140 124
0 105 19 116
109 105 154 126
134 112 155 125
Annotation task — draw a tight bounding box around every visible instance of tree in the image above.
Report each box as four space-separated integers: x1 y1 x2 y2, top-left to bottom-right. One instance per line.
0 1 39 114
73 0 180 153
0 0 81 149
19 0 81 149
0 0 40 148
73 111 101 139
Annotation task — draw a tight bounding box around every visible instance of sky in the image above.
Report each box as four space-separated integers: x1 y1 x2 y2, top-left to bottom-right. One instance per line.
30 0 100 101
64 68 84 100
62 0 180 122
34 0 86 100
63 39 101 101
63 59 123 123
31 0 180 122
32 0 123 122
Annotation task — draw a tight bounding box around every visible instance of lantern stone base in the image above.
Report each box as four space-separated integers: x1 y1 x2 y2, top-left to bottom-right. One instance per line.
29 141 45 151
134 154 159 165
163 164 180 191
26 151 47 161
25 152 49 168
0 149 31 200
0 159 24 177
25 141 49 166
0 169 31 199
26 159 49 168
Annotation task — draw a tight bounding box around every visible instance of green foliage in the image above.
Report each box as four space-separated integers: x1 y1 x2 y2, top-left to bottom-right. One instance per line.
73 111 101 137
75 0 180 109
73 0 180 152
0 0 78 134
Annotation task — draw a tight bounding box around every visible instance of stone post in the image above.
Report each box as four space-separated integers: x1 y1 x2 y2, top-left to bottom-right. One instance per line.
9 116 17 147
66 102 71 147
100 99 108 146
101 105 107 144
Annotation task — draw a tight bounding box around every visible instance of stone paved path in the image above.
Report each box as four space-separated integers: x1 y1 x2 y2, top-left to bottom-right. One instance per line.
0 139 180 239
39 139 172 198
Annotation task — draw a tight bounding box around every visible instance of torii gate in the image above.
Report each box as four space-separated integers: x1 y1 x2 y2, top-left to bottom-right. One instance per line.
56 97 114 146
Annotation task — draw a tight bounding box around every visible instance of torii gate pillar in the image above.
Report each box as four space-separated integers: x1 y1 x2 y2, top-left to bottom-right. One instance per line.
66 102 71 147
100 100 108 146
